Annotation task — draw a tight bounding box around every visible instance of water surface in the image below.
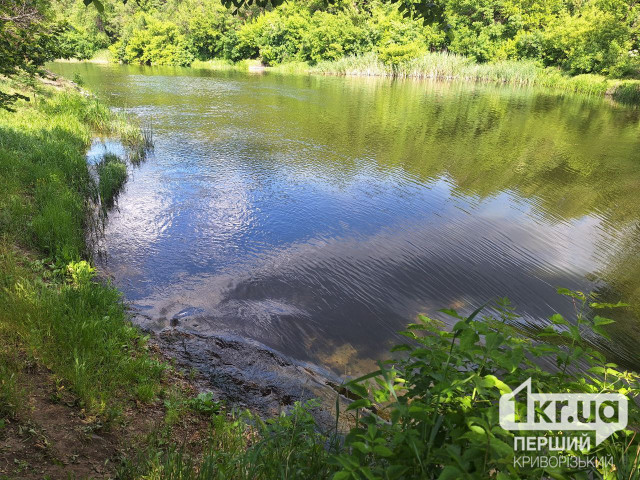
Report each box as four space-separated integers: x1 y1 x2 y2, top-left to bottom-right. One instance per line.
51 63 640 373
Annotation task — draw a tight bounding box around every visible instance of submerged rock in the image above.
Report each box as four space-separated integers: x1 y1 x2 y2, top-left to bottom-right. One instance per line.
153 327 354 431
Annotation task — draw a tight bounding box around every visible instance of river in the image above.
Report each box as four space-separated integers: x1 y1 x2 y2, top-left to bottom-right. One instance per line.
50 62 640 375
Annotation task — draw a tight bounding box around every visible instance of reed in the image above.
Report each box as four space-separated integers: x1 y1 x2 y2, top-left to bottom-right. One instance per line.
313 51 640 103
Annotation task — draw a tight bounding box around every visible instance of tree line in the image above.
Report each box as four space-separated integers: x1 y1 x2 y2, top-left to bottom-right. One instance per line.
56 0 640 76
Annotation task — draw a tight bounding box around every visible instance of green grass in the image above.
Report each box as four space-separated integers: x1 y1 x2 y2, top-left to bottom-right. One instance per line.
192 58 263 71
610 80 640 104
90 48 114 64
0 80 162 418
117 400 337 480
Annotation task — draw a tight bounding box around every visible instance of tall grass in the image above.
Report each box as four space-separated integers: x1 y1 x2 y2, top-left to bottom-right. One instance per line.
313 51 640 103
610 80 640 104
192 59 264 72
0 250 165 414
90 48 114 64
0 80 163 417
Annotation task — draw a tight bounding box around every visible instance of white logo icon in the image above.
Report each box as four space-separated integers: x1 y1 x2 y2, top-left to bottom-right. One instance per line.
499 378 627 446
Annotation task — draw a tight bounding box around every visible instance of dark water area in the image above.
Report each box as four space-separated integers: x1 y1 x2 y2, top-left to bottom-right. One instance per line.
50 62 640 374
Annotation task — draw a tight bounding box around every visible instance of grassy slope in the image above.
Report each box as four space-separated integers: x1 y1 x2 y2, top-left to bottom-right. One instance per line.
0 80 163 416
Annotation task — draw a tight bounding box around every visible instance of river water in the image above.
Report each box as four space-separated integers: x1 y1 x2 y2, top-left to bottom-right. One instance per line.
51 63 640 374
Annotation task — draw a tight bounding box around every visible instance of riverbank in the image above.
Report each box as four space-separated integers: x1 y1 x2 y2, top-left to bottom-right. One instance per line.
0 76 164 477
190 52 640 105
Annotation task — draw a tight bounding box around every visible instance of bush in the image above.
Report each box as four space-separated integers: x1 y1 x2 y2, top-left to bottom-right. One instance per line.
111 14 195 66
241 3 312 65
302 10 373 64
336 294 640 478
541 7 632 75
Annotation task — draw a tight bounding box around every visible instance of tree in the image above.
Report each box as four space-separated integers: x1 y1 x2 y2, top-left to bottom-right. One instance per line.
0 0 64 109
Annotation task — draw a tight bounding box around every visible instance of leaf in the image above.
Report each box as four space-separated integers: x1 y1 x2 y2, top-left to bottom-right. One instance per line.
483 374 512 394
386 465 409 480
485 332 504 351
490 437 515 457
557 288 586 300
438 466 463 480
452 320 468 333
593 315 615 326
466 302 488 323
439 308 463 319
372 445 394 457
346 382 369 399
568 325 581 342
390 344 412 352
333 471 352 480
468 424 485 435
346 399 372 411
460 329 479 349
358 467 378 480
550 313 569 326
592 325 612 340
590 301 629 309
351 441 370 454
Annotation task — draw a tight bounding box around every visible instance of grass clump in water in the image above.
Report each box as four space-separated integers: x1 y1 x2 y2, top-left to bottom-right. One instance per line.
610 81 640 104
98 153 128 208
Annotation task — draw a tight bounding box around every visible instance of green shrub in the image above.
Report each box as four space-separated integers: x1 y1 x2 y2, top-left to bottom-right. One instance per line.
303 10 373 64
111 14 195 66
541 7 632 75
336 293 640 478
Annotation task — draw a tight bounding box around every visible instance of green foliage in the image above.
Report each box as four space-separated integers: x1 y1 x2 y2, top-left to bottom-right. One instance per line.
128 401 337 479
116 294 640 479
110 14 195 66
0 0 65 109
335 295 640 478
186 392 221 416
69 0 640 80
540 6 635 75
0 247 165 415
